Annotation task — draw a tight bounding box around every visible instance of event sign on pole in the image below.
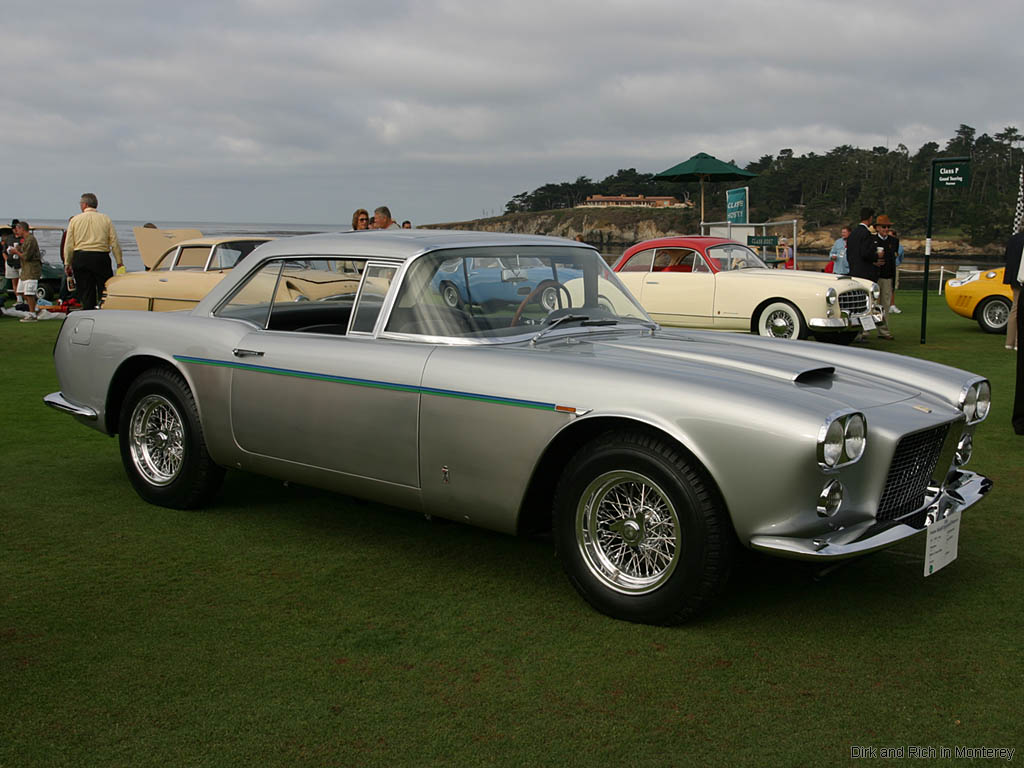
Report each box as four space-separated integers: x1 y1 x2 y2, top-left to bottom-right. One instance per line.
922 157 970 344
726 187 748 224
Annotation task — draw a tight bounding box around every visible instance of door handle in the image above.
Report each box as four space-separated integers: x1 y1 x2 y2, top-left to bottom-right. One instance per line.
158 278 168 282
232 348 264 358
645 280 660 285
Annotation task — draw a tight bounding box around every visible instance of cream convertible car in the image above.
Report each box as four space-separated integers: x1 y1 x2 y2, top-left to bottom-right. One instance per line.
613 236 882 342
46 231 991 624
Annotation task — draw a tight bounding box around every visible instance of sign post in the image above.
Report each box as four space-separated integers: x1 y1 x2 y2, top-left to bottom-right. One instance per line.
922 157 970 344
726 187 749 224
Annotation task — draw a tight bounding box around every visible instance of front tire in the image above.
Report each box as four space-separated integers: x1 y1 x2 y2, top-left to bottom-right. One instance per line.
553 431 733 625
975 296 1010 334
755 300 807 339
118 367 224 509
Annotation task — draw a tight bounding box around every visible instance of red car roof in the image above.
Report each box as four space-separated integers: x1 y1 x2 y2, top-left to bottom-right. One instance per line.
612 236 744 271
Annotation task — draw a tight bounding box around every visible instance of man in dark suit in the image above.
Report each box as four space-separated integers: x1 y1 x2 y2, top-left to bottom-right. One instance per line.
1006 230 1024 434
1004 230 1022 351
846 207 878 281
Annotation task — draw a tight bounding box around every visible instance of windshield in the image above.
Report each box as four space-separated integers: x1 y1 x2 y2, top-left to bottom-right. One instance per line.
706 243 767 271
386 245 652 340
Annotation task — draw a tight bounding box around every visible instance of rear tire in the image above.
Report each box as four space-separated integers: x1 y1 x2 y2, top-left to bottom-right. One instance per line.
553 431 733 625
118 367 224 509
975 296 1010 334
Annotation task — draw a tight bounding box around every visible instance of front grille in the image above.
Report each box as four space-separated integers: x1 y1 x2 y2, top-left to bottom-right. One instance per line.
877 423 951 522
839 289 869 315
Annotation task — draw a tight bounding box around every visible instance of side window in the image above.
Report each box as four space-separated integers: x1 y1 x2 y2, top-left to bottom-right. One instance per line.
152 247 177 271
176 246 211 270
350 264 398 334
267 258 366 334
620 249 655 272
654 249 700 272
212 240 267 270
214 261 283 327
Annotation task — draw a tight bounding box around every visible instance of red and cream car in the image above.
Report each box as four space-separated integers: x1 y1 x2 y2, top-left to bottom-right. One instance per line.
613 236 880 342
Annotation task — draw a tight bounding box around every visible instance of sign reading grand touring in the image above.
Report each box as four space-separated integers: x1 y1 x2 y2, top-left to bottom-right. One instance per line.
726 187 748 224
933 161 971 188
747 234 778 247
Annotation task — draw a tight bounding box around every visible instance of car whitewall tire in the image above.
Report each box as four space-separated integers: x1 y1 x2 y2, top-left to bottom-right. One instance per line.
756 301 807 340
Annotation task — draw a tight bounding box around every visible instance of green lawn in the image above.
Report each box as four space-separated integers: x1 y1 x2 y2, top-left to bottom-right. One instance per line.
2 294 1021 767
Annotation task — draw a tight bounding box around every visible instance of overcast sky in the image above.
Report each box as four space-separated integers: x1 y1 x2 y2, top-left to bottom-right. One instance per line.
1 0 1020 226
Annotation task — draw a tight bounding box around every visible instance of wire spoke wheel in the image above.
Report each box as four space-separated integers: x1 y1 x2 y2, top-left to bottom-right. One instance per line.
129 394 185 486
575 470 681 594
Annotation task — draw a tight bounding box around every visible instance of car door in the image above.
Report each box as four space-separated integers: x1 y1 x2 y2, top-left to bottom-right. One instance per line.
221 258 430 488
637 248 716 326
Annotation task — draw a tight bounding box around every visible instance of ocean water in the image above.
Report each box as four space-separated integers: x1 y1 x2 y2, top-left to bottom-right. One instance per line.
27 219 341 273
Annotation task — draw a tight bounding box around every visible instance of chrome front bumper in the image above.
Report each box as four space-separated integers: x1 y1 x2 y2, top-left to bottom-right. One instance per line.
43 391 98 421
749 469 992 560
808 309 883 330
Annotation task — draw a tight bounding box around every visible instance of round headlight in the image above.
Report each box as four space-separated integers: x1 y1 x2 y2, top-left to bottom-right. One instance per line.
871 283 880 301
826 287 838 306
962 386 978 422
844 415 866 462
975 381 991 421
823 419 844 466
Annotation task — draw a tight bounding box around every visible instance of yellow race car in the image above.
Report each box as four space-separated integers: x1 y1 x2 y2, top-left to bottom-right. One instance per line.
944 267 1014 333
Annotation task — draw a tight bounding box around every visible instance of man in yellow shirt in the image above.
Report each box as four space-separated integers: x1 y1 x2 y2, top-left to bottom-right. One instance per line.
63 192 124 310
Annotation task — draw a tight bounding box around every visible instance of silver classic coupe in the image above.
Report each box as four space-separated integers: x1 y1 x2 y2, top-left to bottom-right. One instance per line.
45 230 992 624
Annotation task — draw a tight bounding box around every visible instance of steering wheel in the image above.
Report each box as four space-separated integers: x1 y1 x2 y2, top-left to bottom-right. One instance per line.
511 281 571 325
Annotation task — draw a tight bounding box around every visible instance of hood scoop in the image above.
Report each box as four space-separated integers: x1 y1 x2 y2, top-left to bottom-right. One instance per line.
794 366 836 385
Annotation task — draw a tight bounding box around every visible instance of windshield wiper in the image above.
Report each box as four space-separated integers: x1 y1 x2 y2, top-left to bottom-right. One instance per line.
529 314 618 345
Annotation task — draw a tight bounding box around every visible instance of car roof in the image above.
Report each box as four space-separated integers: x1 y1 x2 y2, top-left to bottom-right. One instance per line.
626 236 743 251
169 236 274 248
249 229 584 262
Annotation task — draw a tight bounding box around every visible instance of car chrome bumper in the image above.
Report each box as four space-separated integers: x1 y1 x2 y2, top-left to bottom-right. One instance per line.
43 391 98 421
808 312 879 330
749 469 992 560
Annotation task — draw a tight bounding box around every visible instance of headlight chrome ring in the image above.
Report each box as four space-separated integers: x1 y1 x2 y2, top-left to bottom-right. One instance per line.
817 410 868 469
958 378 991 424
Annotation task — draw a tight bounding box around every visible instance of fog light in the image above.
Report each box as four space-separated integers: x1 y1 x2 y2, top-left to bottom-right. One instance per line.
955 434 973 466
817 479 843 517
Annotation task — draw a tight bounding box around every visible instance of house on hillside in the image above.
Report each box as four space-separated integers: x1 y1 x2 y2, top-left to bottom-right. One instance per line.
577 194 693 209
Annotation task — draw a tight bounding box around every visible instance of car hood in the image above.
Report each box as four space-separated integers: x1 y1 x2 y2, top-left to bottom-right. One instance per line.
557 329 924 410
723 269 871 288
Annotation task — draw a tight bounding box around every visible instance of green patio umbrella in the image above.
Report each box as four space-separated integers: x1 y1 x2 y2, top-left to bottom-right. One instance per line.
655 152 757 222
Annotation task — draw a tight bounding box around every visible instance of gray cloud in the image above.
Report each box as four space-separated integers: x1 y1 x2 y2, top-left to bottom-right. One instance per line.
1 0 1020 224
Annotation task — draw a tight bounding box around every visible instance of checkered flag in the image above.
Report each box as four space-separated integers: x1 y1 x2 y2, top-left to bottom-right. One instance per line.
1015 164 1024 234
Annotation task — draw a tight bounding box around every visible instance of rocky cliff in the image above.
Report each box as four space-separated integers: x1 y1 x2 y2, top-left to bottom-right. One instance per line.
427 209 1004 260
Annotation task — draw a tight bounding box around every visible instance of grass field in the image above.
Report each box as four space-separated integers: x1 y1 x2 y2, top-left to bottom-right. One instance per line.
2 292 1021 767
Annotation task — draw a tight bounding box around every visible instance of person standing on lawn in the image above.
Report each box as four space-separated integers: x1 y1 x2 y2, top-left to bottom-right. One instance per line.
829 226 850 274
872 214 897 339
12 221 40 321
1004 229 1023 352
63 193 124 310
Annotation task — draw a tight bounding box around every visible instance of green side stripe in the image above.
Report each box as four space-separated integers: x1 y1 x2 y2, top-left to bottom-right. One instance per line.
174 354 558 411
